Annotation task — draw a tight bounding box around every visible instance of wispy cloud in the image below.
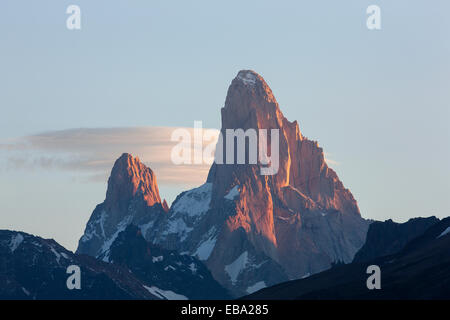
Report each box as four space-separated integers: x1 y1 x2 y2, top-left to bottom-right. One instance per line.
324 152 340 167
0 127 219 186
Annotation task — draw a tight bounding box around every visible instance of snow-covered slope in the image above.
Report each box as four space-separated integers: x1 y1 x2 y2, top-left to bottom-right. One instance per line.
104 224 230 299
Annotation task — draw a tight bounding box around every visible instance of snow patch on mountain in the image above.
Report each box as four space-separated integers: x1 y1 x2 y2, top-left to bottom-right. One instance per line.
237 71 257 85
164 265 176 271
172 183 212 217
98 215 133 261
225 251 249 285
158 183 214 244
9 234 24 252
438 226 450 238
189 262 197 274
246 281 266 294
224 185 240 200
195 236 217 261
60 252 70 259
49 246 62 264
143 285 188 300
164 218 193 241
79 210 107 243
140 221 155 238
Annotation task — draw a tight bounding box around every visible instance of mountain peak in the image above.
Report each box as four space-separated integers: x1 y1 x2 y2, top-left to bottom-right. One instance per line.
235 70 259 86
221 70 281 134
202 70 368 295
226 70 277 109
112 153 144 177
77 153 166 257
79 71 369 297
117 152 140 164
106 153 161 210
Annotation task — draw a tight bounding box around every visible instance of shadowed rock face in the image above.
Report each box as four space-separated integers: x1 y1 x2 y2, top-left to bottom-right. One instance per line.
353 216 439 263
77 70 370 297
1 228 229 300
0 230 160 300
104 224 231 300
243 217 450 300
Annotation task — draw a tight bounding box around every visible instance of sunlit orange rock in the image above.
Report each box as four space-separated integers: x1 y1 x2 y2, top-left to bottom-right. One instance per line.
203 70 369 295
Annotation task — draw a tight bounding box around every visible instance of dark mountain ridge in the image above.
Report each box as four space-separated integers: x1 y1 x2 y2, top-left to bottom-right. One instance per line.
243 217 450 300
1 227 229 300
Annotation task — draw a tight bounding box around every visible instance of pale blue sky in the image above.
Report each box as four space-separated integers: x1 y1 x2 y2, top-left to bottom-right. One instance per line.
1 1 449 250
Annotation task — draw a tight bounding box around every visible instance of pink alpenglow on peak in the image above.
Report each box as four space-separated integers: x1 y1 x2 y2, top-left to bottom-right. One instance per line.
78 71 370 297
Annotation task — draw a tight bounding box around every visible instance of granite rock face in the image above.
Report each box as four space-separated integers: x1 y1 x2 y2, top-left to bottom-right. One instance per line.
78 70 371 297
185 70 370 296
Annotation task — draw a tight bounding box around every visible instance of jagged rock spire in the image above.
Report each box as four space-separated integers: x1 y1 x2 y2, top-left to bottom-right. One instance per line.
77 153 167 258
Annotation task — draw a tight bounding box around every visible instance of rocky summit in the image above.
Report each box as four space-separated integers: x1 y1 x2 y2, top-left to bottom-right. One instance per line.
77 153 168 260
77 70 371 297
